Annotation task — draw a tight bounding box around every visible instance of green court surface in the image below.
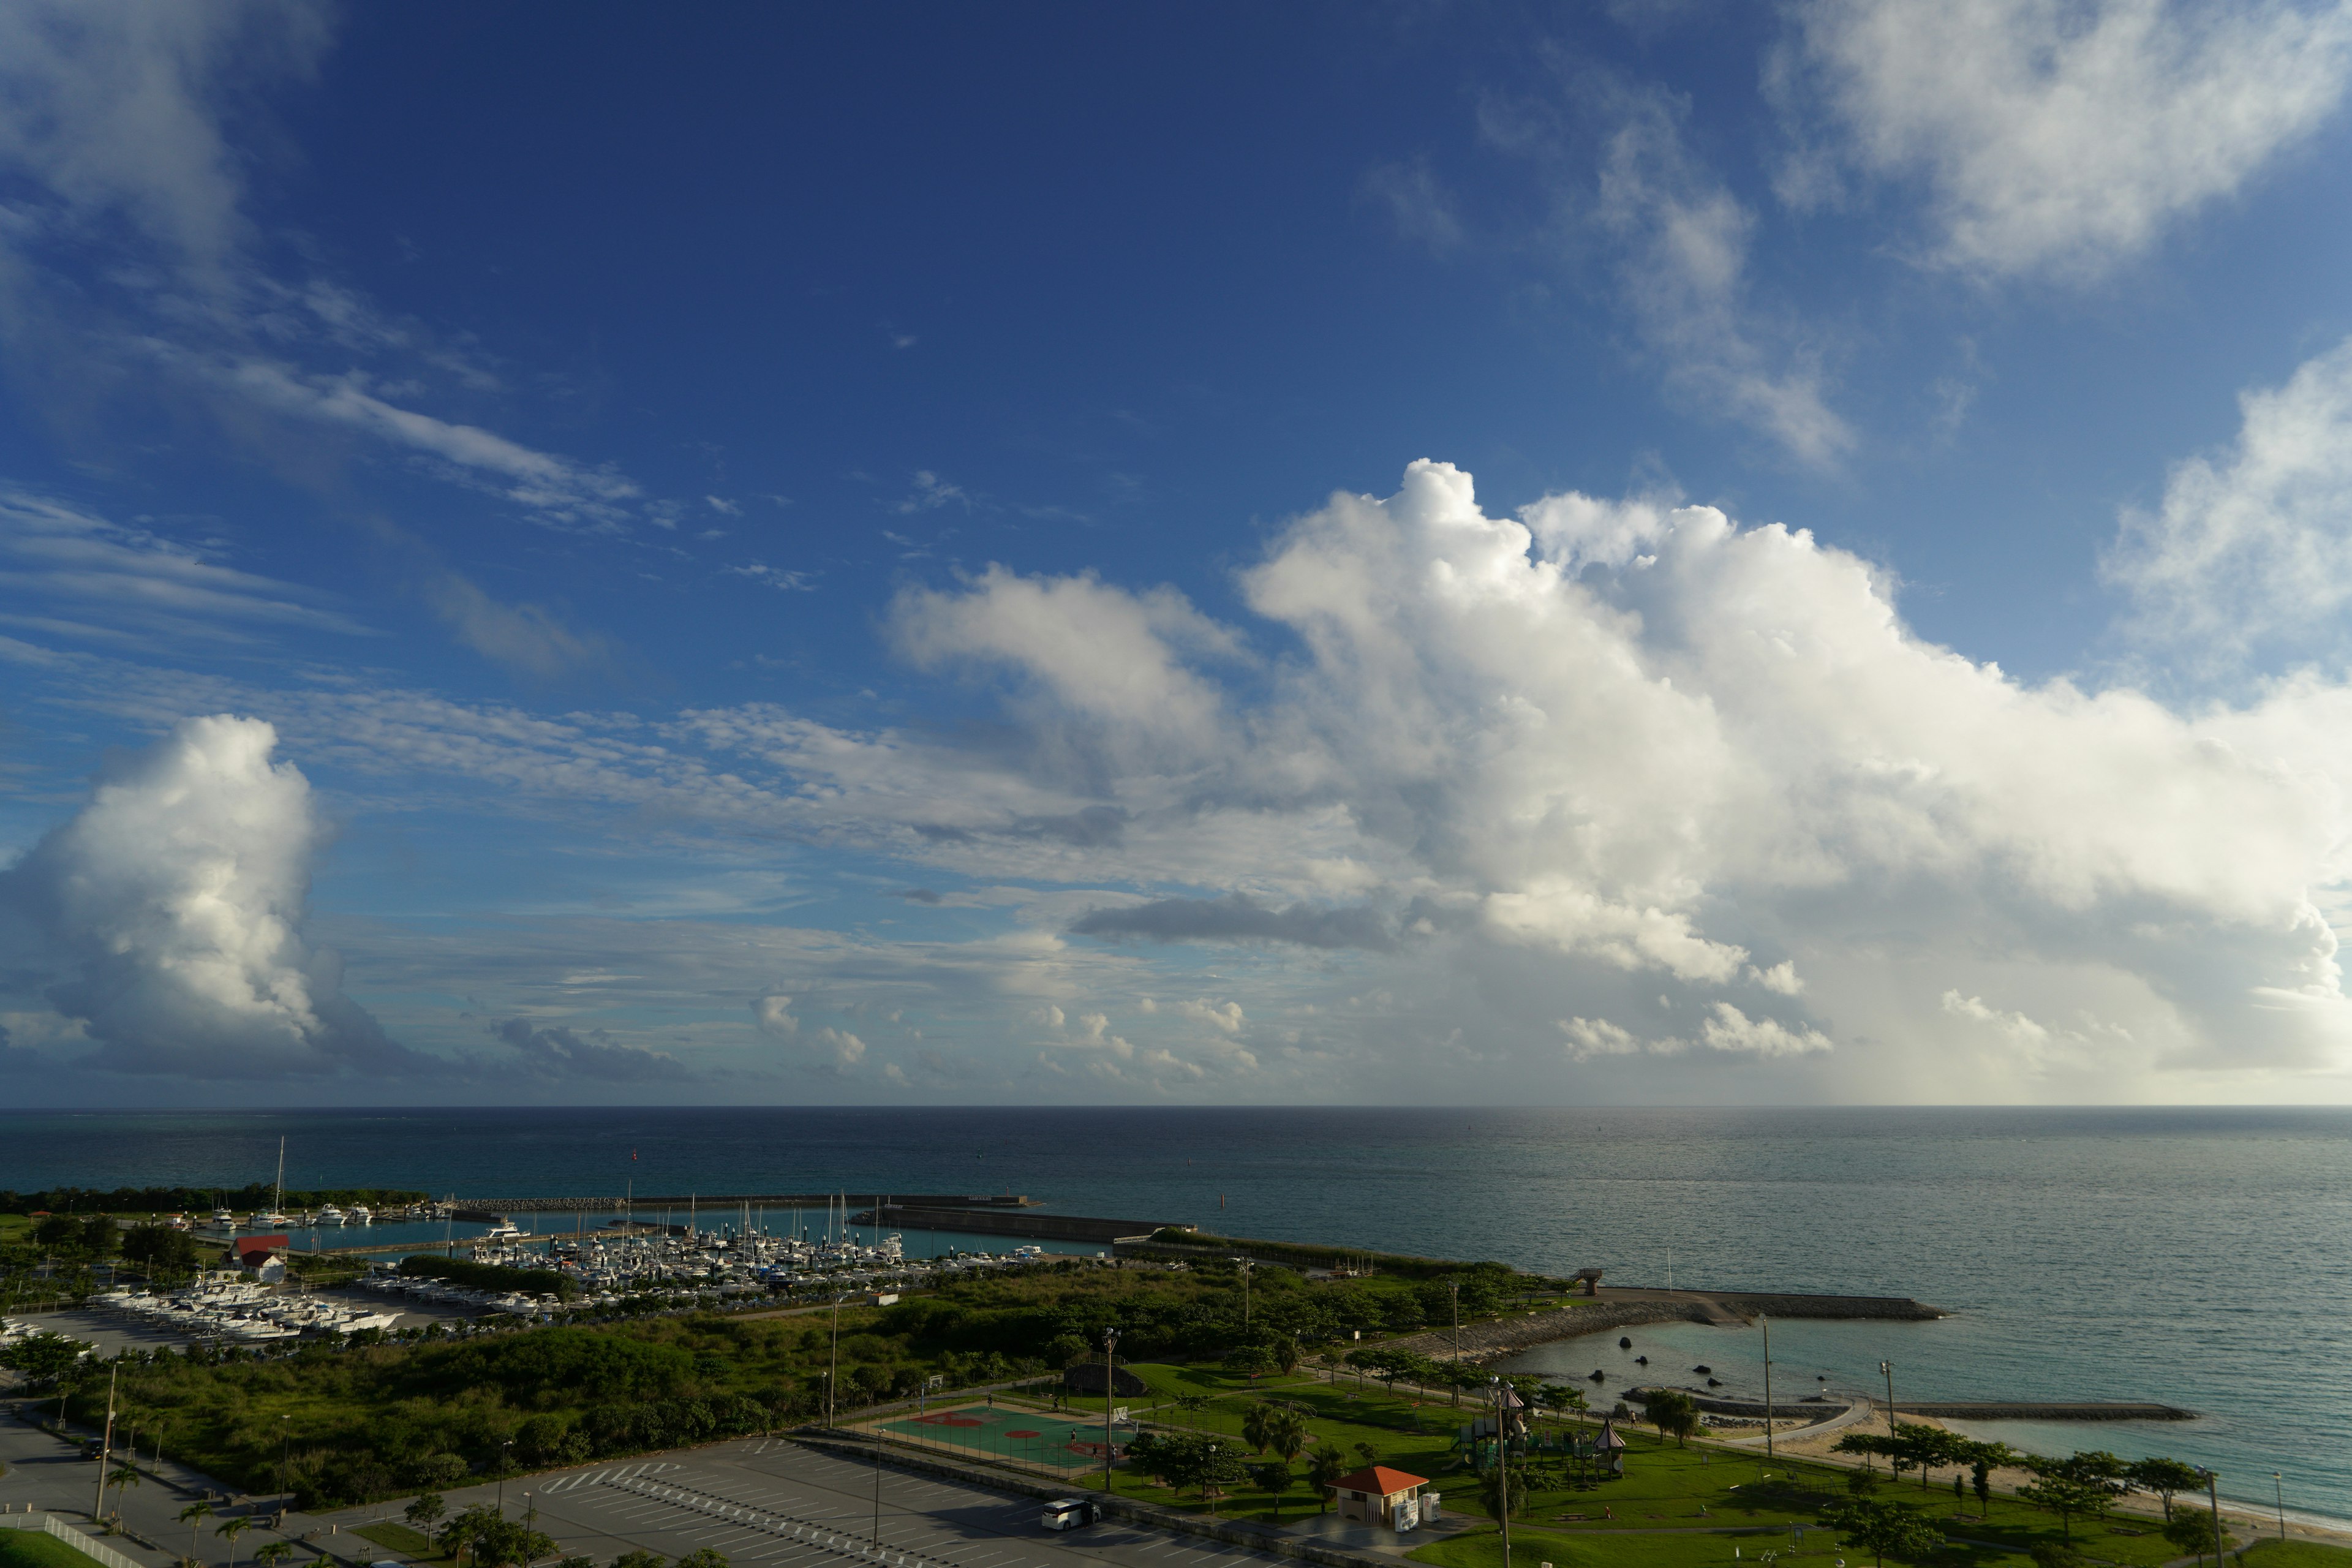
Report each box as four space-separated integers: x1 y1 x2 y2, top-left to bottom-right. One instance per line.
882 1404 1132 1471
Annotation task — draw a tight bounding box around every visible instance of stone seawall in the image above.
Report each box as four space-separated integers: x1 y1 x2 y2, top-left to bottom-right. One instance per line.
1382 1291 1945 1363
1384 1300 1713 1360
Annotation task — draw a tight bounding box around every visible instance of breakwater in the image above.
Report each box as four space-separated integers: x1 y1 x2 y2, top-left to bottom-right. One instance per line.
1626 1386 2193 1421
1384 1288 1944 1363
856 1205 1187 1243
448 1192 1036 1213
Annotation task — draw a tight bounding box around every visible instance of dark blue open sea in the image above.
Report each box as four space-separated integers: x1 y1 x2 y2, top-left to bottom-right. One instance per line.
2 1106 2342 1521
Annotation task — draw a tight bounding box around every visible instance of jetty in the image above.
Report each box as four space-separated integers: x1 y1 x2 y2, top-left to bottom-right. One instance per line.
851 1204 1188 1245
443 1191 1038 1214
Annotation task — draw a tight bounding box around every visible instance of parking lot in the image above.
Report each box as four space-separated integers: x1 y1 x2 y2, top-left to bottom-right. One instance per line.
371 1436 1304 1568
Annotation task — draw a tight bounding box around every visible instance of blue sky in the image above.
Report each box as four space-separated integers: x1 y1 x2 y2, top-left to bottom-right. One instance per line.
9 1 2352 1105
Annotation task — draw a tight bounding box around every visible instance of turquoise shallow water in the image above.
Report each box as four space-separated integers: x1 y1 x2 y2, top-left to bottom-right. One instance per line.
1 1105 2343 1519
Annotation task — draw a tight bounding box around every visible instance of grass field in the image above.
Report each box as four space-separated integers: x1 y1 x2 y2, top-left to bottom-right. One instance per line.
2241 1544 2352 1568
1006 1362 2238 1568
0 1531 110 1568
353 1521 438 1559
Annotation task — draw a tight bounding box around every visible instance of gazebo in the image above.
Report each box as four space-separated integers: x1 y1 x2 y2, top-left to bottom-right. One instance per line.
1327 1464 1430 1528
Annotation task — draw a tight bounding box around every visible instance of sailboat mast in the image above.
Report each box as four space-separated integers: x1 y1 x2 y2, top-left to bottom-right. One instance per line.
274 1136 285 1219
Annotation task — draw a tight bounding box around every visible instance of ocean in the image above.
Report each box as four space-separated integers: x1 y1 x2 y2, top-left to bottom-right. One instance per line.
1 1105 2342 1522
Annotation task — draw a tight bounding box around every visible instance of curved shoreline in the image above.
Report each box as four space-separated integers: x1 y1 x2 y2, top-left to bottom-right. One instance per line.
1383 1286 1945 1363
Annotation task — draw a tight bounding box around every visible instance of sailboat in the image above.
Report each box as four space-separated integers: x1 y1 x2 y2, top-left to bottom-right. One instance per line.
254 1137 293 1227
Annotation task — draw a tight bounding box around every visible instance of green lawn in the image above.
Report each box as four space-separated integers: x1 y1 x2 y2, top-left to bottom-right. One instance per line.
0 1531 110 1568
1026 1363 2217 1568
2242 1543 2352 1568
353 1522 438 1559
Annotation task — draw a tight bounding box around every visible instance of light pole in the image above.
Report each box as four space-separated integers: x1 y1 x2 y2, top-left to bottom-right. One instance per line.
828 1291 847 1426
1450 1281 1461 1408
2275 1473 2285 1540
92 1363 118 1524
1102 1328 1121 1498
1233 1259 1254 1330
1761 1314 1774 1463
2206 1468 2224 1566
1879 1361 1896 1440
1490 1376 1512 1568
496 1438 513 1514
277 1414 290 1515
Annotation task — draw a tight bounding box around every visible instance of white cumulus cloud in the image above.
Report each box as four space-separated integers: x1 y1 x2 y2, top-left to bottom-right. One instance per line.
0 714 409 1077
2108 335 2352 662
1782 0 2352 278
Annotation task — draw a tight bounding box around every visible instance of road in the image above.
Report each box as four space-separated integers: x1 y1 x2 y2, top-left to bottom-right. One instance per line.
322 1438 1301 1568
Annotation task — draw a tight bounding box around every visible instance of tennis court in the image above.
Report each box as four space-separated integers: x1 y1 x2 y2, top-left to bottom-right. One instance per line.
880 1403 1134 1471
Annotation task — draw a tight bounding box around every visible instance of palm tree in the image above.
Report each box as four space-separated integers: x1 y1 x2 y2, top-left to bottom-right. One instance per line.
1306 1447 1349 1515
254 1544 292 1568
216 1515 252 1568
1241 1401 1276 1453
179 1500 214 1561
107 1462 141 1520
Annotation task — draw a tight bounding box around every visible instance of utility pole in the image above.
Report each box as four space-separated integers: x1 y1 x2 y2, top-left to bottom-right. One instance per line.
2209 1471 2225 1567
1879 1361 1896 1440
92 1363 118 1523
828 1292 845 1426
1762 1314 1774 1463
1491 1377 1512 1568
1102 1328 1121 1499
2276 1473 2286 1540
1450 1281 1461 1408
1231 1258 1253 1329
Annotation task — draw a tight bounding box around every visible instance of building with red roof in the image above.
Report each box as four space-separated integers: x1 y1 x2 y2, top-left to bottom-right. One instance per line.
1326 1464 1429 1528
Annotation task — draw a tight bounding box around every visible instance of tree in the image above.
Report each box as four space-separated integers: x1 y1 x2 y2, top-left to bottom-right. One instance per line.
1836 1432 1895 1472
1645 1390 1701 1446
1250 1460 1295 1518
1223 1346 1276 1378
2165 1509 2226 1566
178 1501 214 1561
1241 1401 1280 1453
78 1214 119 1257
216 1515 252 1568
2127 1457 2204 1523
0 1331 87 1389
1892 1424 1968 1490
108 1461 141 1518
674 1552 729 1568
1479 1460 1529 1521
254 1544 292 1568
2019 1472 2113 1542
121 1225 199 1279
1267 1408 1308 1465
1822 1499 1945 1568
1847 1468 1882 1500
1306 1447 1351 1514
405 1493 447 1530
611 1553 669 1568
1964 1441 2015 1518
2027 1544 2084 1568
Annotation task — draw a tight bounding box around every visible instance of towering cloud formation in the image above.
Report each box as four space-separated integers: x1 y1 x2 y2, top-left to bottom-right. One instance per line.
891 462 2352 1095
0 714 405 1077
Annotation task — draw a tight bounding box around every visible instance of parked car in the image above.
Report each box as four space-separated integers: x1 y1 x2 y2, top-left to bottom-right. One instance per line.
1040 1499 1099 1531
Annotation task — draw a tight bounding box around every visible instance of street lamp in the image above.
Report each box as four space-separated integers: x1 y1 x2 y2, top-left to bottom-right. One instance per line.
496 1438 513 1514
1878 1362 1896 1440
1490 1376 1512 1568
1102 1328 1121 1499
1761 1314 1774 1463
2275 1473 2285 1540
2199 1468 2224 1566
277 1414 290 1514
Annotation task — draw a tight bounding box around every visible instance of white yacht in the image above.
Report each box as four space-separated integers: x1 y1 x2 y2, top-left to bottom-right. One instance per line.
349 1205 373 1226
203 1208 238 1231
317 1205 347 1226
479 1219 524 1241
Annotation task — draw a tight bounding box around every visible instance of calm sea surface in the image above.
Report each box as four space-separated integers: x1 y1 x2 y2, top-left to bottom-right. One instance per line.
1 1106 2342 1520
